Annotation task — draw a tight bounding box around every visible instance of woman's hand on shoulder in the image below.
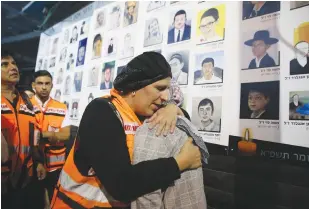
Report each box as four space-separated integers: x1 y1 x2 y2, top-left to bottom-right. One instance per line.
147 103 183 136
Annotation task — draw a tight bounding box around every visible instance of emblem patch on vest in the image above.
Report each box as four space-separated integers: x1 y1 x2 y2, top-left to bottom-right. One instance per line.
123 122 139 135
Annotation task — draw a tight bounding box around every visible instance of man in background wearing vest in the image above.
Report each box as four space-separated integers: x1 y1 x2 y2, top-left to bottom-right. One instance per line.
31 70 71 207
1 52 46 209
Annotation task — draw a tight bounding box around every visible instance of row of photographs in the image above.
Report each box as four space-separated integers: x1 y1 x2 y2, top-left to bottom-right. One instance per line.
58 1 308 51
91 1 308 32
61 86 309 130
40 3 228 59
47 50 227 88
39 16 309 77
62 94 223 132
238 3 309 146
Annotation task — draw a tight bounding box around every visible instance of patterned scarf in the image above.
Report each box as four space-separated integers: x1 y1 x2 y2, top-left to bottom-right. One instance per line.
176 116 210 164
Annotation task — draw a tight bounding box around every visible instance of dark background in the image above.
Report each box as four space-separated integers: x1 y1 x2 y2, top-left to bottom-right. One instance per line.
1 1 93 87
240 81 280 120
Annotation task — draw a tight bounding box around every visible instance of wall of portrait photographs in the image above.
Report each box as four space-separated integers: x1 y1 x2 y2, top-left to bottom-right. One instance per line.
239 1 309 148
35 1 309 148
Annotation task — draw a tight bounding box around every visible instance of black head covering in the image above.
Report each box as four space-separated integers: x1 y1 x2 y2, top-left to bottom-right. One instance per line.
114 52 172 94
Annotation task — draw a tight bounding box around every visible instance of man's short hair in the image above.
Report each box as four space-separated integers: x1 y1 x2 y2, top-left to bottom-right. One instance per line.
1 50 14 59
198 98 214 113
202 57 214 67
103 64 112 72
169 53 183 63
249 84 270 98
33 70 53 81
249 89 269 98
292 94 299 99
201 8 219 22
174 10 187 21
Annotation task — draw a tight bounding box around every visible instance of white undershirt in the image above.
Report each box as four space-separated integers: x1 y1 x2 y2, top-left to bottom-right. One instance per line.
255 53 267 68
297 56 307 67
174 27 184 42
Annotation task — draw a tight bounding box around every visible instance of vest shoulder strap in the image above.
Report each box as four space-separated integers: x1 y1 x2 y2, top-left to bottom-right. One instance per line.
97 97 123 127
19 91 34 111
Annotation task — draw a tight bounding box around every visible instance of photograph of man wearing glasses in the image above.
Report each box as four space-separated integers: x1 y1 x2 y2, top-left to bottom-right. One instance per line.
197 7 225 44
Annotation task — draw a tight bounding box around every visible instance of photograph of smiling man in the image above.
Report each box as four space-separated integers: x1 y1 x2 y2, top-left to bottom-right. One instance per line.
196 4 226 45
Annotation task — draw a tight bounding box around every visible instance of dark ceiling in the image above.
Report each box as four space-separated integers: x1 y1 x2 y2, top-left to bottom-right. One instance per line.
1 1 92 71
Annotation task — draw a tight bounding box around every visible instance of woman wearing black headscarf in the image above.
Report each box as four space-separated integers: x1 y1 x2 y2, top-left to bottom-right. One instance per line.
51 52 201 209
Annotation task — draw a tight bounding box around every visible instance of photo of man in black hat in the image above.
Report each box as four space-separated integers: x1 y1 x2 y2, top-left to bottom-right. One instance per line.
100 62 115 90
244 30 278 69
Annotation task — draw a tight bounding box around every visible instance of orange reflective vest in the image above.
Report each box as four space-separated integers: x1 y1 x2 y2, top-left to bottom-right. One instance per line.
32 97 67 172
1 93 41 192
51 89 142 209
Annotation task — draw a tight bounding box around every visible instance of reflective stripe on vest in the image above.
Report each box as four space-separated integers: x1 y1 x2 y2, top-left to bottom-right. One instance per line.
47 154 66 166
59 169 109 203
45 147 66 171
48 154 66 164
19 145 31 155
9 145 31 155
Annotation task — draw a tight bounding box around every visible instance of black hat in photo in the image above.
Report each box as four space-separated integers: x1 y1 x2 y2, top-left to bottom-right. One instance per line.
244 30 278 46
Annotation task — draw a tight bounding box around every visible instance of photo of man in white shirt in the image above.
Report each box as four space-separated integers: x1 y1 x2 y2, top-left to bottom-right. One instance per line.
195 57 222 85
